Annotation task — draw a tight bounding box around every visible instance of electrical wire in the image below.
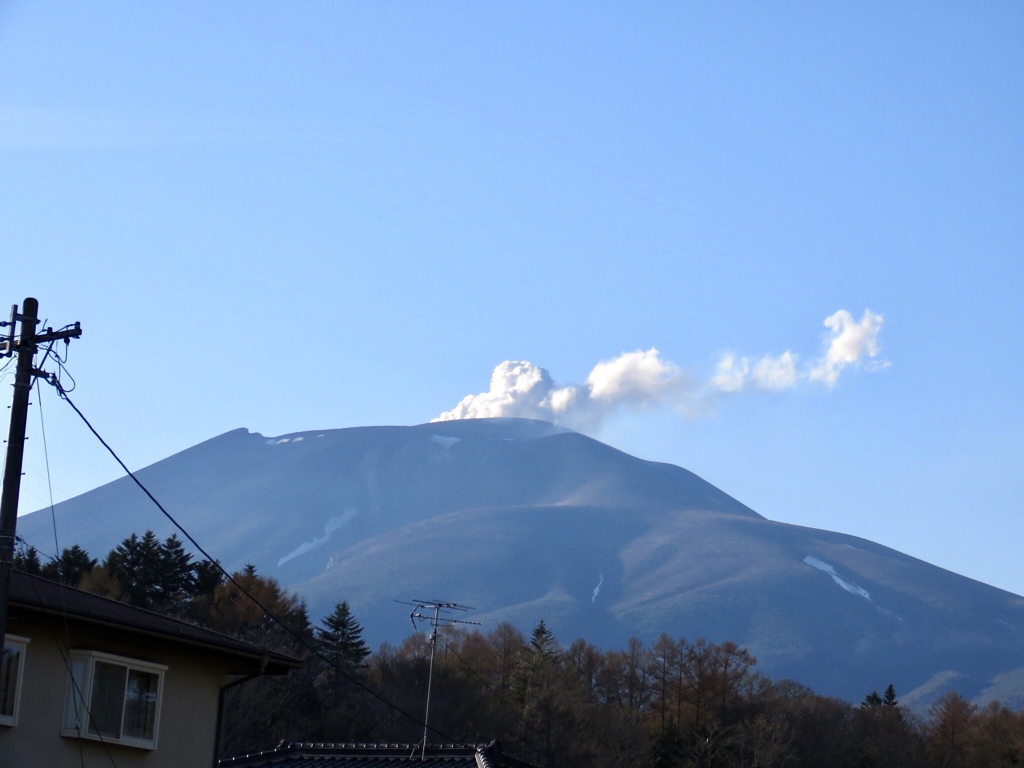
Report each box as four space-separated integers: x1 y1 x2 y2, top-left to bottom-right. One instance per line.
48 379 468 749
21 574 119 767
37 381 98 768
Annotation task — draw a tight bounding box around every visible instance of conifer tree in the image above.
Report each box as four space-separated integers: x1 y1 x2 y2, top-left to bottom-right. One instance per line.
318 601 370 668
38 544 97 585
158 534 196 605
105 531 165 608
883 683 898 707
101 531 200 613
193 558 224 597
13 544 42 574
528 619 559 657
862 690 883 708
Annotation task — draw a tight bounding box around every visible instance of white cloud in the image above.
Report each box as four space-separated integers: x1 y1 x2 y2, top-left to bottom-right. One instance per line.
435 308 887 432
711 351 797 393
586 348 686 403
712 353 750 393
752 351 799 391
808 309 886 387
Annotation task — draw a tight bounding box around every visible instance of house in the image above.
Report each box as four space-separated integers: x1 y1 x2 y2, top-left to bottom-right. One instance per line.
1 570 300 767
219 741 539 768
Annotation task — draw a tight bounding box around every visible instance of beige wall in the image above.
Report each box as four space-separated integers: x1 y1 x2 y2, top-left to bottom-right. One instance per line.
2 614 233 768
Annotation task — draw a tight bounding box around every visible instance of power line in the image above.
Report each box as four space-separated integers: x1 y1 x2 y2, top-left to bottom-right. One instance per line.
48 379 467 748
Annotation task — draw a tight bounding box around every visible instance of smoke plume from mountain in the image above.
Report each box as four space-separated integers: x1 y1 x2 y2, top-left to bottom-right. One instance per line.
434 309 886 430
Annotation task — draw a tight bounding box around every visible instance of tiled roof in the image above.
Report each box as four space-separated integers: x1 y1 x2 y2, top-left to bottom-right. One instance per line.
219 742 538 768
9 571 300 674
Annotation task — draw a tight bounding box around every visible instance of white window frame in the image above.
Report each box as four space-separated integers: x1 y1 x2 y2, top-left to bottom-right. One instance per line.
62 650 166 750
1 634 30 727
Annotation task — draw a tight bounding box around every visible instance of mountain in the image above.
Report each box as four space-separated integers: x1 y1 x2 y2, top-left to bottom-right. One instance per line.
16 418 1024 708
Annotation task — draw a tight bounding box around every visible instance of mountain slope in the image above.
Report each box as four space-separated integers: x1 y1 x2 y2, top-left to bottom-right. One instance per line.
16 418 1024 707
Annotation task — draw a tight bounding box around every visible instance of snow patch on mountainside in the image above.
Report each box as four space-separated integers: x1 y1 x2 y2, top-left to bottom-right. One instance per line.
278 509 359 566
266 435 305 444
804 556 872 601
431 434 460 455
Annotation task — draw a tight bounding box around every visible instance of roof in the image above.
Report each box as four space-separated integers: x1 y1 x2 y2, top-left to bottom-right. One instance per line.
9 570 301 674
219 742 538 768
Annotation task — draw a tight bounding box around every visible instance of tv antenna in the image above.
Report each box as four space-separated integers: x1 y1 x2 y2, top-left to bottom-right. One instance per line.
396 599 480 761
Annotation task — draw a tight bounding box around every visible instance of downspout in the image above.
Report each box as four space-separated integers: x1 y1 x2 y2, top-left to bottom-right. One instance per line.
213 654 270 768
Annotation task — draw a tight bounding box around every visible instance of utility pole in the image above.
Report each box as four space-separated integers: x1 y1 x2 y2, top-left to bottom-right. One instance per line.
0 298 82 646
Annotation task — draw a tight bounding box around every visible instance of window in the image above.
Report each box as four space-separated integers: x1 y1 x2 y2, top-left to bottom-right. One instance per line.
1 635 29 727
62 651 166 750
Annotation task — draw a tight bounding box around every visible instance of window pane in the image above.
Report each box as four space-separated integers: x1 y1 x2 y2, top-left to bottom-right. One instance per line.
123 669 159 740
87 661 127 739
1 643 22 717
63 656 89 730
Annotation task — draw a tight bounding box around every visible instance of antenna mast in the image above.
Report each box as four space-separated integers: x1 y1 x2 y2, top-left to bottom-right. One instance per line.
399 599 480 761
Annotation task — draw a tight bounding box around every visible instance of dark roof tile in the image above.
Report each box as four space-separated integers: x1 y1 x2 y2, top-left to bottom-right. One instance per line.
220 742 536 768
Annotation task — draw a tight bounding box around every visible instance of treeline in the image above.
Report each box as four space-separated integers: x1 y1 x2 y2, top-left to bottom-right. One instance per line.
15 535 1024 767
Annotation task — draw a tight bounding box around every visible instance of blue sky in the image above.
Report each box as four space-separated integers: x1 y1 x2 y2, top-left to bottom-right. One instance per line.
2 3 1021 595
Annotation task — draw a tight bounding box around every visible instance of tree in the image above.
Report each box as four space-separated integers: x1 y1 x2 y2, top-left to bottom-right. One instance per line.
855 685 922 768
39 544 97 586
77 564 126 602
927 691 977 768
973 701 1024 768
648 634 683 736
883 684 899 708
862 691 883 708
514 621 567 766
103 531 165 609
487 622 526 695
99 531 203 614
157 534 196 612
199 564 310 653
193 558 224 597
529 619 559 657
13 544 42 574
317 601 370 668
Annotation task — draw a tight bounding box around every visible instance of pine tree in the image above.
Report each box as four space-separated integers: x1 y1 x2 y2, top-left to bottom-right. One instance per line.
316 601 370 710
40 544 97 586
318 601 370 668
883 683 898 707
862 690 883 708
528 619 559 657
515 621 566 766
193 558 224 598
13 544 42 574
105 531 165 608
157 534 196 614
101 531 202 613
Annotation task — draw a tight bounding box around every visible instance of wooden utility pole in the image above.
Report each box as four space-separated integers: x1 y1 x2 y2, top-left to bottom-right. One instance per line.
0 298 81 645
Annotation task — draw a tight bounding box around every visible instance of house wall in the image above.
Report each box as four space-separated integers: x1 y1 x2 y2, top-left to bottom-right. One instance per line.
1 613 232 768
